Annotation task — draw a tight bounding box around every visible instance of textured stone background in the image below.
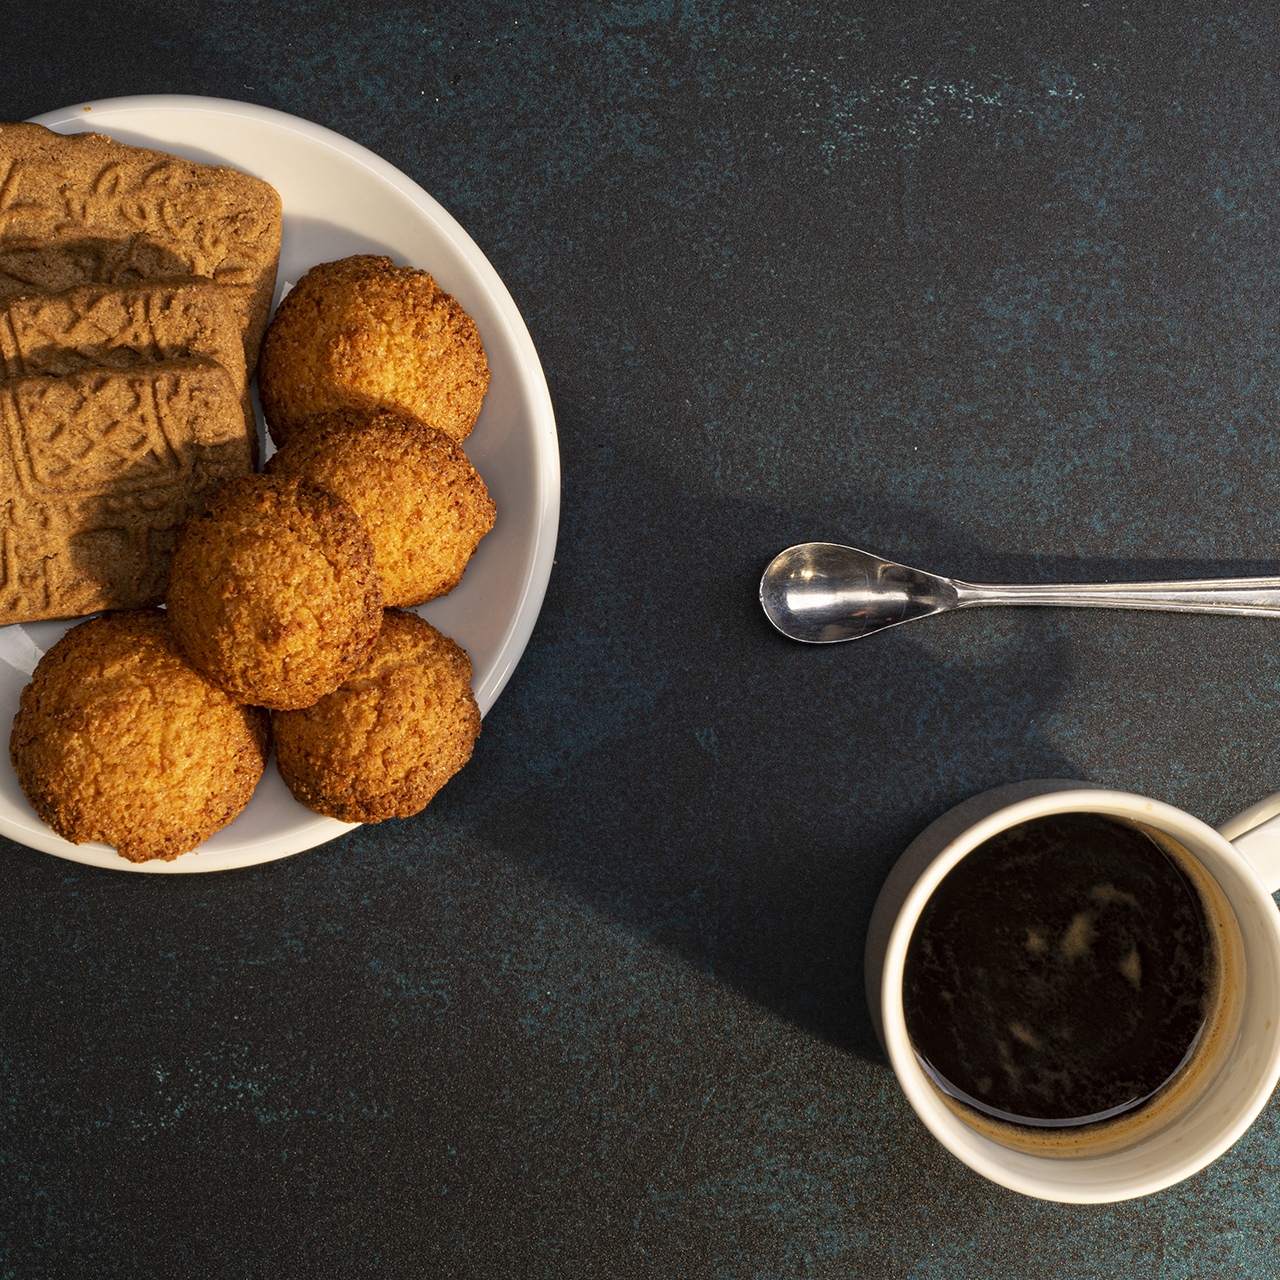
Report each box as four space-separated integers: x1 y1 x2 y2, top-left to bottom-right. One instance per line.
4 2 1280 1276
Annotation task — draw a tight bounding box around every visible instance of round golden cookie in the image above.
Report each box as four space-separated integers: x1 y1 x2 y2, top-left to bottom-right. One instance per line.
272 609 481 822
258 255 490 448
166 473 384 710
265 408 496 607
9 609 271 863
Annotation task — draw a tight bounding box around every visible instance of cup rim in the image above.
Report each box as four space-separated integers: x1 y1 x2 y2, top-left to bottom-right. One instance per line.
880 787 1280 1201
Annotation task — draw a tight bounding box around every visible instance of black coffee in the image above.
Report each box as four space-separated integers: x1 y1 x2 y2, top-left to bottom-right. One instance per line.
903 812 1212 1126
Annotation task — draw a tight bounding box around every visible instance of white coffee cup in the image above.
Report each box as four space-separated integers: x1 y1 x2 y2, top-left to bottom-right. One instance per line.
865 780 1280 1203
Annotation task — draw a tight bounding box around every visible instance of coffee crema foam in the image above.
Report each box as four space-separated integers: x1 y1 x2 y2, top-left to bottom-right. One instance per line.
902 813 1244 1156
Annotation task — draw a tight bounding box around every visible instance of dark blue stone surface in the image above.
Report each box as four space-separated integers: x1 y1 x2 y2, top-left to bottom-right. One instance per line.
4 3 1280 1275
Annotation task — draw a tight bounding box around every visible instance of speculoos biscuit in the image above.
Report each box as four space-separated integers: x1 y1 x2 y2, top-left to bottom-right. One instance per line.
166 473 384 710
257 255 489 447
272 609 481 822
9 609 271 862
265 407 496 607
0 358 255 624
0 276 256 443
0 123 282 371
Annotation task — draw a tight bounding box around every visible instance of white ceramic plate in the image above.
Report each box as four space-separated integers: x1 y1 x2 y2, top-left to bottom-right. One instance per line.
0 95 560 873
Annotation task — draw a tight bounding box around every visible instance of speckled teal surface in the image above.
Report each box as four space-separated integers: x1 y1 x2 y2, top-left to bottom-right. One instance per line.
5 3 1280 1276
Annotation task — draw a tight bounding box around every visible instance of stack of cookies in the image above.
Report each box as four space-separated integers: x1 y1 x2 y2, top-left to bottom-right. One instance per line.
0 122 281 624
164 256 496 831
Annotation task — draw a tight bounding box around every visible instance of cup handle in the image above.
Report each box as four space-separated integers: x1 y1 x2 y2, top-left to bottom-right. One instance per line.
1218 792 1280 895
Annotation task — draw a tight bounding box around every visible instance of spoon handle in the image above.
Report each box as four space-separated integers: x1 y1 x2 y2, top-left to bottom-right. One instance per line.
952 578 1280 618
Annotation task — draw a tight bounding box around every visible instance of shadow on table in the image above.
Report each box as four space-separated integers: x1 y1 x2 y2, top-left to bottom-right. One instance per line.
460 517 1071 1060
462 446 1280 1064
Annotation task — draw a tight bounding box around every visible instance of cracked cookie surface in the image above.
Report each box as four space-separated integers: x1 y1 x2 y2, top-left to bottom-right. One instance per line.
9 608 270 862
272 609 480 822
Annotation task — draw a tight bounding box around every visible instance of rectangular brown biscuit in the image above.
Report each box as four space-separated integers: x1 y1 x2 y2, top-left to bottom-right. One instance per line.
0 358 254 623
0 277 256 451
0 123 282 371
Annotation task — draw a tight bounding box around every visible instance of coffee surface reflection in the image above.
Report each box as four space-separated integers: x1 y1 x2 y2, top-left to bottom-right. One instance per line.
903 812 1213 1127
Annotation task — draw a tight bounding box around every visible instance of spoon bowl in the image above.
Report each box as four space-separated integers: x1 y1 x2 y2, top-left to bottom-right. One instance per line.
760 543 957 643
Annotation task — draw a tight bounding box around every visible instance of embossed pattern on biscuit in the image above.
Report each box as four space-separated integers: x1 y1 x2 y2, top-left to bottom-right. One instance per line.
0 124 282 368
0 278 254 441
0 141 277 278
0 358 253 623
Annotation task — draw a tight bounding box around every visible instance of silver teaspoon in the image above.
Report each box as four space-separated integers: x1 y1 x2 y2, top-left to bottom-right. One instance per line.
760 542 1280 644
